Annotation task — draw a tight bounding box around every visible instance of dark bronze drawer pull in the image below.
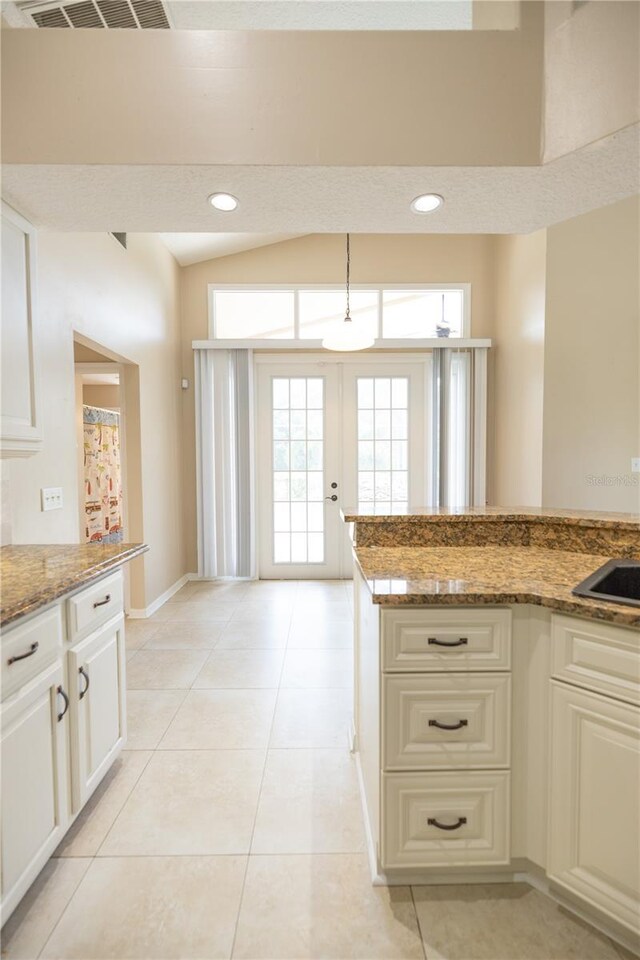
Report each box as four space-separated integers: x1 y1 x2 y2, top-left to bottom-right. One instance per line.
57 685 70 722
7 641 39 665
93 594 111 609
427 637 468 647
428 719 469 731
428 816 467 831
79 666 90 700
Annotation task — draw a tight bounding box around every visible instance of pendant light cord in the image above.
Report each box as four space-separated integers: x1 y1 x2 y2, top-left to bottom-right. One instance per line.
345 233 351 323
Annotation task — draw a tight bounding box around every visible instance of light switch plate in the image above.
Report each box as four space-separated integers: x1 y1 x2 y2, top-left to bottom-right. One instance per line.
41 487 63 511
632 458 640 474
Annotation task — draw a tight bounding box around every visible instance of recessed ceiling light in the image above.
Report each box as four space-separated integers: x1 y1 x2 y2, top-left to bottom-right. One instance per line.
208 193 239 212
411 193 444 213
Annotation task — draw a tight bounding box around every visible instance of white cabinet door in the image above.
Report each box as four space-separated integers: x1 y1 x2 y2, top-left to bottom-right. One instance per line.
548 680 640 936
1 661 69 920
68 615 127 811
0 202 41 457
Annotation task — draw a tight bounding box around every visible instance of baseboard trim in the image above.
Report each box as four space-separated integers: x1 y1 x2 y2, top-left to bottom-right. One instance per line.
185 574 257 582
127 574 190 619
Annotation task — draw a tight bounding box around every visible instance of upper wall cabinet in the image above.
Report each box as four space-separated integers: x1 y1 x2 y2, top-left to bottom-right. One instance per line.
1 202 41 457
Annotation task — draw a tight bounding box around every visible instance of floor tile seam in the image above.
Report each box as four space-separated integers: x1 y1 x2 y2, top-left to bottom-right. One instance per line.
142 687 189 754
409 883 429 960
229 661 283 960
36 857 96 959
89 747 156 861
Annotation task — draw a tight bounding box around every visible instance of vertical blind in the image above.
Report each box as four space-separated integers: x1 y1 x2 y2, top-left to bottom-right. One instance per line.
194 348 255 579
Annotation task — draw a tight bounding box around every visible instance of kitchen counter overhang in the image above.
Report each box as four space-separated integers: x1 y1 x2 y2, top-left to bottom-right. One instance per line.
1 543 148 628
344 507 640 629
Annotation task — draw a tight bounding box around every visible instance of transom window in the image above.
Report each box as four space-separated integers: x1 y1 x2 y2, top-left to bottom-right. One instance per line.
209 285 469 341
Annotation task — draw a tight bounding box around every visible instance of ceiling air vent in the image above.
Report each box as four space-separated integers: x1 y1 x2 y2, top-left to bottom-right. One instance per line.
17 0 171 28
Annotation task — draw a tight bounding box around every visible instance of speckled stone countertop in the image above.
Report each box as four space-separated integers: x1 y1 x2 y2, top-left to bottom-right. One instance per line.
1 543 148 628
342 506 640 529
354 545 640 628
342 506 640 559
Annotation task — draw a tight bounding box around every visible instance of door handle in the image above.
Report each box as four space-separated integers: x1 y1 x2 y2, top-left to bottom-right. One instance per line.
428 719 469 731
325 495 338 502
427 637 468 647
57 685 70 722
93 593 111 609
428 817 467 831
7 641 39 666
79 665 90 700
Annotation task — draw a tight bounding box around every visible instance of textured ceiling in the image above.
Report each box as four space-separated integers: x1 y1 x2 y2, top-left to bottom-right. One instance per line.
165 1 473 31
3 126 638 237
159 232 306 265
2 0 474 30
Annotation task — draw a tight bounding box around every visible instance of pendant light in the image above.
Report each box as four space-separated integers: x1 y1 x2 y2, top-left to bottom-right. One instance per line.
322 234 375 352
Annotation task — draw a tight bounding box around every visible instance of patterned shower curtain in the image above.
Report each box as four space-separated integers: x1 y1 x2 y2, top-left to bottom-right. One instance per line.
83 405 123 544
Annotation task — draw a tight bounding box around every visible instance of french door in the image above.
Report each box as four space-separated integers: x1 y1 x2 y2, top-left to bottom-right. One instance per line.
257 357 430 579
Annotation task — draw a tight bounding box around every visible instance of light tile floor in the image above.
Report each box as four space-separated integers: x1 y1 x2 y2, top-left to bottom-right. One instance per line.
1 579 633 960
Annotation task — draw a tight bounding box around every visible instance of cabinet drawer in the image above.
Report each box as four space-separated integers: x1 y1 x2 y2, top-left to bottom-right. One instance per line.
381 608 511 672
551 615 640 705
382 770 510 869
2 606 63 701
67 571 124 643
383 673 511 770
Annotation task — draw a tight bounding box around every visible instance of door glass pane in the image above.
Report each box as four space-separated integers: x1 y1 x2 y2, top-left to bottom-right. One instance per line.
271 377 325 564
357 376 409 515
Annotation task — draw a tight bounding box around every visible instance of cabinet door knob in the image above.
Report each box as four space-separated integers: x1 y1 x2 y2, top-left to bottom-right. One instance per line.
427 637 468 647
427 816 467 831
79 666 90 700
7 641 39 665
428 719 469 731
57 685 70 722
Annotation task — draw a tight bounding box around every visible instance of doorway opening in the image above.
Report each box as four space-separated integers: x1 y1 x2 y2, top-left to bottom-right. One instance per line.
73 336 145 610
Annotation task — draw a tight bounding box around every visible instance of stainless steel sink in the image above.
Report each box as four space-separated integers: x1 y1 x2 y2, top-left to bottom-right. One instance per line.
572 559 640 608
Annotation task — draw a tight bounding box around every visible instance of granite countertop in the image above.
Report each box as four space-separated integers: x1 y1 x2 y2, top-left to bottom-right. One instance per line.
1 543 148 628
355 545 640 628
342 506 640 531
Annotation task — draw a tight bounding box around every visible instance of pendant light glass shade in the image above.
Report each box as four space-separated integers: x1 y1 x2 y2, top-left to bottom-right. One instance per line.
321 325 376 352
322 234 375 352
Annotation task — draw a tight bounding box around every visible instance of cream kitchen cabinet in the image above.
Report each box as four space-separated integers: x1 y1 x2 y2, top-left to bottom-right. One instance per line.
1 570 127 924
548 613 640 946
354 566 640 954
68 614 126 811
548 679 640 939
1 659 70 920
0 202 41 458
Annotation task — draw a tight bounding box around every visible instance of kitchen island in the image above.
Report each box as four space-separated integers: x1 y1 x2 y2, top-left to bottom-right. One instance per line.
344 508 640 956
1 542 147 922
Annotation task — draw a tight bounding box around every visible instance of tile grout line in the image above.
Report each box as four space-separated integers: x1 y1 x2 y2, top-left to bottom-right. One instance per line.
410 885 429 960
228 596 295 960
37 745 156 959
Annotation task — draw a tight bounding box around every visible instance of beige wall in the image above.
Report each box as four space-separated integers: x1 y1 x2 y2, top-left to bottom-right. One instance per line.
180 232 497 569
1 11 542 167
544 1 640 162
82 384 120 410
542 196 640 512
492 230 547 507
6 232 185 609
